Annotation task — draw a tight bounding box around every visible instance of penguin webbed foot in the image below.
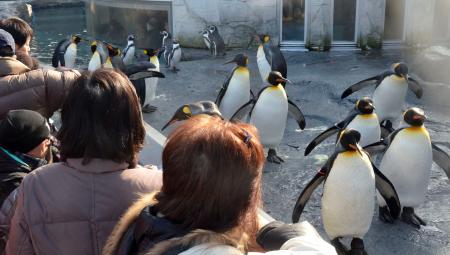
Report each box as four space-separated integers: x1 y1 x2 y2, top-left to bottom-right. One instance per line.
331 238 348 255
172 67 180 73
378 206 395 224
401 207 426 228
349 238 368 255
142 104 158 113
267 149 284 164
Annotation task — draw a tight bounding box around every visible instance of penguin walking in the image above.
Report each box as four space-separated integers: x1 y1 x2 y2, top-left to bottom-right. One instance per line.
364 108 450 228
341 62 423 130
166 40 182 73
88 41 104 72
231 71 305 164
52 34 83 68
256 34 287 85
142 48 162 113
207 25 226 57
161 101 222 131
215 54 251 119
292 129 401 255
304 97 380 156
122 34 136 66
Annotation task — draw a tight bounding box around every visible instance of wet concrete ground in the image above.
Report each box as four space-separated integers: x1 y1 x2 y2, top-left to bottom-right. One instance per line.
144 48 450 255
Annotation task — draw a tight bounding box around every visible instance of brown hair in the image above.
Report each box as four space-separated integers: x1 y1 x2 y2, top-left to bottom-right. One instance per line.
156 116 264 241
57 69 145 167
0 17 33 47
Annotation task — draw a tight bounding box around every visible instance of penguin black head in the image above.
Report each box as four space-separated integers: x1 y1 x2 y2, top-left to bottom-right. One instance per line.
201 29 209 37
339 129 362 152
267 71 290 86
224 53 248 67
72 35 83 44
160 30 172 39
106 44 120 57
355 97 375 114
393 62 408 79
208 25 218 33
403 107 426 127
257 34 270 44
90 41 98 53
144 48 158 57
161 101 222 131
127 34 135 41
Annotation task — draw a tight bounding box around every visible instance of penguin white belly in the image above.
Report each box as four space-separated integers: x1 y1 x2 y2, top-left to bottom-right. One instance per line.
257 46 271 84
203 37 211 49
250 86 288 148
144 63 160 107
346 114 381 147
377 128 432 207
88 51 102 72
220 69 251 119
170 49 182 68
322 152 375 239
373 77 408 123
64 43 77 68
123 47 135 65
104 58 113 69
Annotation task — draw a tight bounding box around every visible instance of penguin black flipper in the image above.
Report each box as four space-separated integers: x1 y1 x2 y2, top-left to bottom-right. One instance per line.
51 39 70 68
372 162 401 219
304 125 340 156
288 99 306 130
129 70 165 81
123 62 158 76
263 44 287 78
341 71 393 99
131 79 146 106
230 100 255 121
250 90 255 100
215 67 237 106
431 143 450 178
407 77 423 99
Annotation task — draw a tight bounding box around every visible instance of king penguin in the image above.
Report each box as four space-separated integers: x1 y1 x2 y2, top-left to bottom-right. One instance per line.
161 101 222 131
231 71 305 164
142 48 161 113
52 34 83 68
122 34 136 66
88 41 103 72
207 25 226 57
292 129 400 255
304 97 381 156
256 34 287 85
364 107 450 228
215 53 251 119
104 44 119 69
341 62 423 130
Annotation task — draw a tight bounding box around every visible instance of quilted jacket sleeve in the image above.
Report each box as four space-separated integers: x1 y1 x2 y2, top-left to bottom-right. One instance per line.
43 69 81 117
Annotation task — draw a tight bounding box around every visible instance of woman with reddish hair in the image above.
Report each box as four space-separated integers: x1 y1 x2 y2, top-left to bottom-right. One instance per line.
104 116 336 255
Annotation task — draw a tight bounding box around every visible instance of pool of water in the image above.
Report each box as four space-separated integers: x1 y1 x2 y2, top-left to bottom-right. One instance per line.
31 5 91 68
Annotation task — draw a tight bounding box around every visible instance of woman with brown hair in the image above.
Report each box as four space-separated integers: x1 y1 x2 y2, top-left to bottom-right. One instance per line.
103 116 336 255
5 69 162 255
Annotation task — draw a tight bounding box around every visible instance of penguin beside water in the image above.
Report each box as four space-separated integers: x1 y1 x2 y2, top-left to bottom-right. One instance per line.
52 34 84 68
304 97 381 156
292 129 401 255
215 54 252 119
341 62 423 130
365 108 450 228
231 71 305 164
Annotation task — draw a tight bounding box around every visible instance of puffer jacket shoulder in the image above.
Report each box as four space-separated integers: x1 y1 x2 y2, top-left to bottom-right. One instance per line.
0 57 80 118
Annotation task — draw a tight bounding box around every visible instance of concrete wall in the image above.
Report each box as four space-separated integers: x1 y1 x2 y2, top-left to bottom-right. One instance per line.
404 0 436 47
305 0 332 50
172 0 279 48
356 0 385 49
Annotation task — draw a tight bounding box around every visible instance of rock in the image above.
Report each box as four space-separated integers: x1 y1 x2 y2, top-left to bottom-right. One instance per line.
0 1 33 23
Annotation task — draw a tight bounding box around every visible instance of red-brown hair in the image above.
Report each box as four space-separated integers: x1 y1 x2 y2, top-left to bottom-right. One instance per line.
156 116 264 241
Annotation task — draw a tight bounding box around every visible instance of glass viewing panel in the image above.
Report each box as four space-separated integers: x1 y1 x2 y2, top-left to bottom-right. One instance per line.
333 0 357 42
282 0 306 41
384 0 405 41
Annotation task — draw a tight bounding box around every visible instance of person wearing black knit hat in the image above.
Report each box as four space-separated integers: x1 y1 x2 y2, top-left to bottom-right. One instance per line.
0 109 52 205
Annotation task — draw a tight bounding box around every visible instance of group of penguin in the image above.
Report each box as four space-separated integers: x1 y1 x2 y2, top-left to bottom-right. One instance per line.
158 33 450 255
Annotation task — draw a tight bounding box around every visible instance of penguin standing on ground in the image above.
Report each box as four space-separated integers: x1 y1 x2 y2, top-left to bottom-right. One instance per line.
256 34 287 85
88 41 104 72
166 40 182 73
52 35 83 68
142 48 161 113
304 97 381 156
201 29 211 52
292 129 401 255
207 25 226 57
364 108 450 228
161 101 222 131
215 54 251 119
231 71 305 164
341 62 423 130
104 44 120 69
122 34 136 66
160 30 172 65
